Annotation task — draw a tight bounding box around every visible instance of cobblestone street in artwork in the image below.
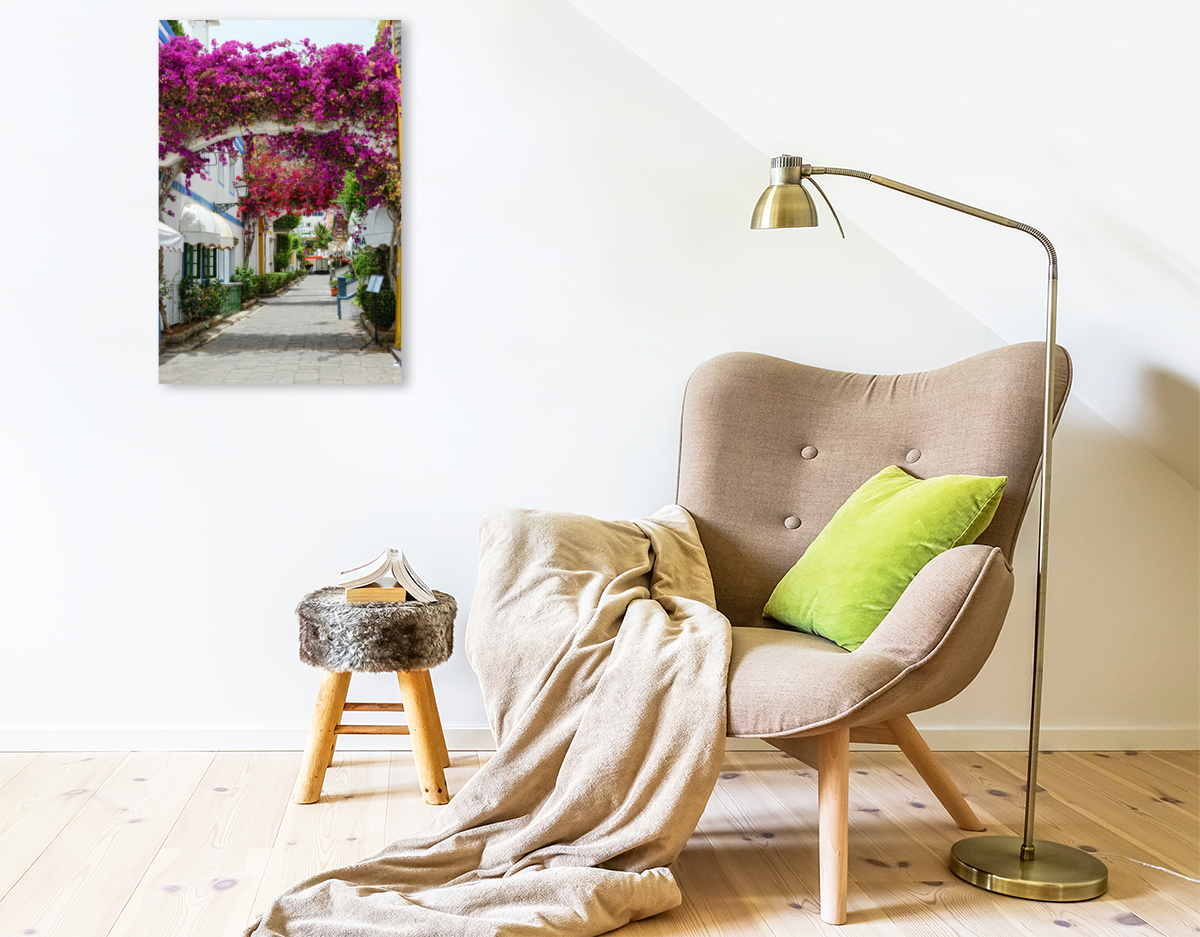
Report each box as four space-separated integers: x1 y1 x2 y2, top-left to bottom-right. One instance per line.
158 274 400 385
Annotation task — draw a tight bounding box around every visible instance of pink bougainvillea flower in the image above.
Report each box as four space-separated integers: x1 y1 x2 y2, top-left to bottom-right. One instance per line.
159 30 399 218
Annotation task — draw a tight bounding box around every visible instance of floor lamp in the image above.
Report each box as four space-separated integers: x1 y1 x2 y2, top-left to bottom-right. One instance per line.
750 154 1107 901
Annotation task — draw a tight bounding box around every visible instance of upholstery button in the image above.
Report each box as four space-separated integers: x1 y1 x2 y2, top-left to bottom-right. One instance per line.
784 515 802 529
801 446 818 460
906 449 921 463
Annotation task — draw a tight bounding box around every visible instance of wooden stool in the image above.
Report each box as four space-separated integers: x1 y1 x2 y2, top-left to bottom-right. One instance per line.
291 586 456 806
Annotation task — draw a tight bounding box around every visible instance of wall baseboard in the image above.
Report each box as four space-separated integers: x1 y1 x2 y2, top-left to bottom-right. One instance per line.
0 725 1196 752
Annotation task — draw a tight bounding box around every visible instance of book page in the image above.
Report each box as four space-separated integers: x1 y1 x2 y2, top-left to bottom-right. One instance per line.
392 552 435 602
339 549 392 588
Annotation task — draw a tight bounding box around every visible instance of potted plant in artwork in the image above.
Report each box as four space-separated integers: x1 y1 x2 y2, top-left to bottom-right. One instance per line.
329 274 338 296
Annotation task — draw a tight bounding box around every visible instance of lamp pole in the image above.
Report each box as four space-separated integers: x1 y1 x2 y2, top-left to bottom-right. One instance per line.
752 155 1106 902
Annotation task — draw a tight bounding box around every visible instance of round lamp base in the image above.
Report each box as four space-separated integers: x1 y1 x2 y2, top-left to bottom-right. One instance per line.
949 836 1107 902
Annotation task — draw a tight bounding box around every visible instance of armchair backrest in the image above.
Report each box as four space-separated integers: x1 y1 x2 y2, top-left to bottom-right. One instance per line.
677 343 1072 628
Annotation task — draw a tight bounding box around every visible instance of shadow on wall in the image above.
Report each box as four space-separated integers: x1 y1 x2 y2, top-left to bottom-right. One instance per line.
1142 368 1199 489
1033 395 1200 735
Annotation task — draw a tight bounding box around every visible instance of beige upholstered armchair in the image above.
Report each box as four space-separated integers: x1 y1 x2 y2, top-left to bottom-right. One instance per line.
678 342 1071 924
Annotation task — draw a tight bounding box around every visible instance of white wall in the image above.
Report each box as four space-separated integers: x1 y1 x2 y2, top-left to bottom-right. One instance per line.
567 0 1200 490
1 0 1195 752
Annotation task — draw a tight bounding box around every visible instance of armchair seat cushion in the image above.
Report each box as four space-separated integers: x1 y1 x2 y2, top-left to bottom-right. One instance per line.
727 627 897 737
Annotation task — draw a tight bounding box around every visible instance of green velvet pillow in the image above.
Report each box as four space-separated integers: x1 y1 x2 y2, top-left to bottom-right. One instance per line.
763 465 1006 651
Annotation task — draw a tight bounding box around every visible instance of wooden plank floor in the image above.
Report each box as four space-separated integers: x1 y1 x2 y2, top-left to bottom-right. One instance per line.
0 749 1194 935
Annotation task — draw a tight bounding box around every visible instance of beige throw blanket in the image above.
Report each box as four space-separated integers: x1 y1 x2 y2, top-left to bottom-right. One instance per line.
245 505 731 936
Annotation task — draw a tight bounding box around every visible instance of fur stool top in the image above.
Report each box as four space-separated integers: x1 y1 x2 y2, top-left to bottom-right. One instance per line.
297 587 456 673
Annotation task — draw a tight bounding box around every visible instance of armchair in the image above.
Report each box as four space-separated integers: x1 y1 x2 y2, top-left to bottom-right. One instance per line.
678 341 1071 923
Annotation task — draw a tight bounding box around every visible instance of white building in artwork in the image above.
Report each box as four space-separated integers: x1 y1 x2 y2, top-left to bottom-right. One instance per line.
158 19 248 327
296 212 329 273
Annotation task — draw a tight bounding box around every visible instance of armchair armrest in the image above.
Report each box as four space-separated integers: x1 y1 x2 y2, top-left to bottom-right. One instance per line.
726 543 1014 738
860 544 1012 663
837 543 1015 727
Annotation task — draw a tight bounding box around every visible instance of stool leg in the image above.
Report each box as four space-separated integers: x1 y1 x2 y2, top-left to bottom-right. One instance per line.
293 670 351 804
396 669 450 805
420 668 452 768
318 680 348 772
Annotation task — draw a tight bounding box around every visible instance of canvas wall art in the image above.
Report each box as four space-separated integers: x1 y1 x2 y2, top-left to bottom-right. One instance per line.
157 19 403 384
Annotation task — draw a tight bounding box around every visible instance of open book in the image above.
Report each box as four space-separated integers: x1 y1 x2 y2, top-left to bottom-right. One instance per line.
338 549 436 603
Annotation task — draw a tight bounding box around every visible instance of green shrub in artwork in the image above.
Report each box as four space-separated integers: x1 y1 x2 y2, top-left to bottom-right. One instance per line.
256 270 305 294
237 265 304 299
179 278 225 323
351 250 375 284
350 245 389 282
159 272 179 304
346 244 394 327
232 263 258 299
361 283 395 329
350 245 393 324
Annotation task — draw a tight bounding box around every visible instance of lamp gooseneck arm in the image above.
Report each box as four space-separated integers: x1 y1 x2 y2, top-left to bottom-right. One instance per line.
813 164 1058 861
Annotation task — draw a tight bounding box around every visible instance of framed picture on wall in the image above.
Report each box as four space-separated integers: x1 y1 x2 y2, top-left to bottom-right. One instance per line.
157 19 402 384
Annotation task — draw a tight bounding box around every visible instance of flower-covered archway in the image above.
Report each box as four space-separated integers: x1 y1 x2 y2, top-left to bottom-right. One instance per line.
158 26 401 286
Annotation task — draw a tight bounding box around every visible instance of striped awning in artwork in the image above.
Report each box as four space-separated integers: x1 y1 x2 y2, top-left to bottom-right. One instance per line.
158 221 184 252
179 200 239 249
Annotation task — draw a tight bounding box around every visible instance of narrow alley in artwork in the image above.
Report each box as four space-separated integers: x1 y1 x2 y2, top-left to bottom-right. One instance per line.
158 273 400 385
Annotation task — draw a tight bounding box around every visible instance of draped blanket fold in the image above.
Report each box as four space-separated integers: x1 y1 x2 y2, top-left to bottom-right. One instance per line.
245 505 731 936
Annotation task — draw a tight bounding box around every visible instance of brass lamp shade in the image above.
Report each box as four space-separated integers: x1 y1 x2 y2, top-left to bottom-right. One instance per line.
750 181 817 229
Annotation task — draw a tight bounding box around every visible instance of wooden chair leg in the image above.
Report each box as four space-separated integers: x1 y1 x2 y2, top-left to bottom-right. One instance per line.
293 670 351 804
420 668 452 768
326 733 338 769
817 728 850 925
396 669 450 805
886 715 985 831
